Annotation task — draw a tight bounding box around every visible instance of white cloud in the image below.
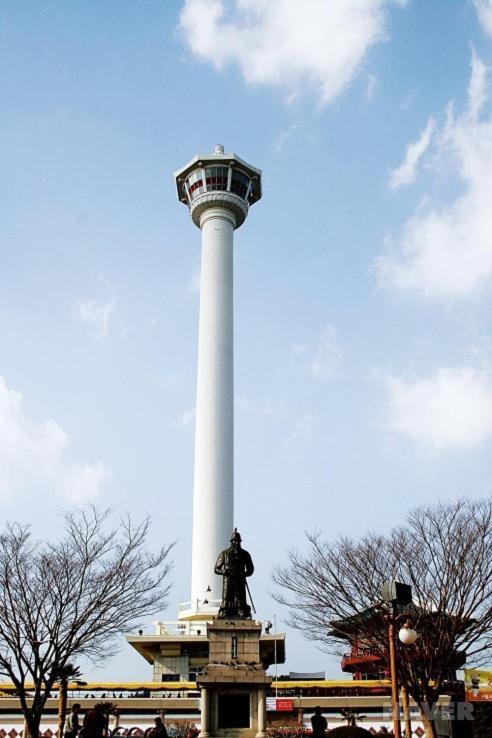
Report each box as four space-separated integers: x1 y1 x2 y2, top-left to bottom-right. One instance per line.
78 276 115 339
389 116 435 189
177 408 195 427
399 87 417 111
309 325 343 380
62 462 109 504
0 377 109 502
161 371 186 393
79 299 114 339
274 122 301 153
364 73 379 102
385 367 492 450
377 52 492 298
474 0 492 36
468 48 488 121
179 0 406 105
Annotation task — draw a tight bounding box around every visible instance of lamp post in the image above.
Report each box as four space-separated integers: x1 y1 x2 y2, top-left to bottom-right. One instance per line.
274 614 278 698
381 582 417 738
398 622 417 738
387 601 402 738
400 685 412 738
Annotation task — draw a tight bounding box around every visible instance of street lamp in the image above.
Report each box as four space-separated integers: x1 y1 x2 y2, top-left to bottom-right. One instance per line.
398 622 418 646
398 621 418 738
381 581 418 738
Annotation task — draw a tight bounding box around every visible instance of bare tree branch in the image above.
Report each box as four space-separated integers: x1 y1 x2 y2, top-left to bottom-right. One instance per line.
273 498 492 736
0 506 174 738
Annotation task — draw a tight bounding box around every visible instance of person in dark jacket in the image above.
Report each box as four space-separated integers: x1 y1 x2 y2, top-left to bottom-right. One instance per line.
311 706 328 737
82 704 107 737
150 717 168 738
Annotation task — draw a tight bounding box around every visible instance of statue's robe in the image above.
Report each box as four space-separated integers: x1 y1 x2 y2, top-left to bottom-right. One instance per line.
214 545 254 618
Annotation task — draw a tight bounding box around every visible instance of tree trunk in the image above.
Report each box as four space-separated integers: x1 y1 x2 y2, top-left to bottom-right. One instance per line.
401 685 412 738
57 677 68 738
23 713 41 738
420 706 437 738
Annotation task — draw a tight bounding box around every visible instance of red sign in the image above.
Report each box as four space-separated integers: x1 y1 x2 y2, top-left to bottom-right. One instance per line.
275 699 294 712
466 689 492 702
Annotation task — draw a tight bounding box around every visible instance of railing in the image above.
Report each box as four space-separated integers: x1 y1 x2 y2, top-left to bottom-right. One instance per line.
177 599 221 617
153 619 217 636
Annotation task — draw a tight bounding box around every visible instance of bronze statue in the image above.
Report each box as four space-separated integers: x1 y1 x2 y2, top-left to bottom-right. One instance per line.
214 529 254 618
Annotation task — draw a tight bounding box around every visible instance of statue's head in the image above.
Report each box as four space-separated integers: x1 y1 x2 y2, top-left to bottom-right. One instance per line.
230 528 242 547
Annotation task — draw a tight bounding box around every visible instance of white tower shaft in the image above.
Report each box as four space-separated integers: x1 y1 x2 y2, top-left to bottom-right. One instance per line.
174 147 261 620
191 208 235 607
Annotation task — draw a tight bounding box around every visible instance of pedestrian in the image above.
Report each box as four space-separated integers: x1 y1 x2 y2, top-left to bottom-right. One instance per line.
64 703 81 738
311 706 328 737
82 703 107 738
150 716 168 738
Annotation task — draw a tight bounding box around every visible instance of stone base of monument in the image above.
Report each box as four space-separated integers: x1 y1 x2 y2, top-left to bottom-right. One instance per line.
197 620 272 738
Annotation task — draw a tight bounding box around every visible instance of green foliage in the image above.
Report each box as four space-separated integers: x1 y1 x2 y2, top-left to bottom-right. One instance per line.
94 700 118 714
54 662 83 683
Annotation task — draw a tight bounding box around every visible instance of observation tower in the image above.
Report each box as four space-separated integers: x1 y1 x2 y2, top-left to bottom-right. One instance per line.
174 145 262 620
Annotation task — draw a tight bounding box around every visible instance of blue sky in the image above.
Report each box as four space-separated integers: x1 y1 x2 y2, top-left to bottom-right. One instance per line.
2 0 492 679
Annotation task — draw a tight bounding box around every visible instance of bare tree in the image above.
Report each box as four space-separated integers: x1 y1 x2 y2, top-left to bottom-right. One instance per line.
273 498 492 738
0 506 173 738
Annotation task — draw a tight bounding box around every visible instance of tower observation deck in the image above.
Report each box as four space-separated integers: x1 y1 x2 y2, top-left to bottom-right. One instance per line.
174 145 262 620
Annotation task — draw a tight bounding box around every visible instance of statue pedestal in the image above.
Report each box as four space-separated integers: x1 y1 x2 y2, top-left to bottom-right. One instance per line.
197 620 272 738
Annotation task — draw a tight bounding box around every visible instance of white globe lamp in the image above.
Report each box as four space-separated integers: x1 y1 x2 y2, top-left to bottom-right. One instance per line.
399 623 418 645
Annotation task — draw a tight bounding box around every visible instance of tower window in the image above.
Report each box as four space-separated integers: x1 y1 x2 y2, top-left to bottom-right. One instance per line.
205 165 228 191
230 170 250 199
186 170 205 197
